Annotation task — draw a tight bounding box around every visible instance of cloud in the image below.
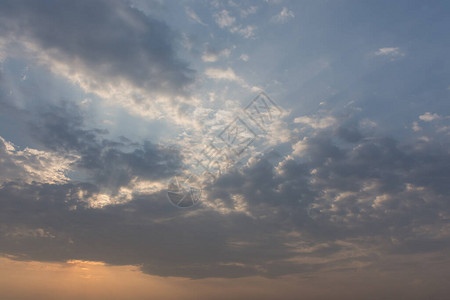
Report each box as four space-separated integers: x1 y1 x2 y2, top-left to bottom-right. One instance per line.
214 10 235 28
204 67 243 82
186 7 207 26
212 8 255 38
1 1 450 283
294 115 337 129
26 102 183 194
419 112 441 122
202 45 231 62
271 7 295 23
0 136 76 185
2 44 450 279
1 113 450 279
230 25 257 39
412 121 422 131
374 47 405 57
292 137 310 157
240 6 258 18
240 54 249 62
203 67 258 90
0 0 195 118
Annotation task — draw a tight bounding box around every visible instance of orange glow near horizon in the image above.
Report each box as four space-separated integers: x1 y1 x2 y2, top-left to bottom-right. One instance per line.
1 256 450 300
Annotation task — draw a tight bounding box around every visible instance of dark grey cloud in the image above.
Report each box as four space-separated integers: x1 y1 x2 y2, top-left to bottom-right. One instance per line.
0 0 194 97
27 101 182 192
290 125 450 247
0 61 183 190
0 0 449 288
204 117 450 267
1 56 450 279
0 180 332 279
1 112 450 279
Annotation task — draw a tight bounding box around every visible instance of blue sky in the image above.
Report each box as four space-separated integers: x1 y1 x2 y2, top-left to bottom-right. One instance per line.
0 1 450 299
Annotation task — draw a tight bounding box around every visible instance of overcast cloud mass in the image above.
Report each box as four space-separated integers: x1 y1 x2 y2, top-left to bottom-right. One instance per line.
1 0 450 299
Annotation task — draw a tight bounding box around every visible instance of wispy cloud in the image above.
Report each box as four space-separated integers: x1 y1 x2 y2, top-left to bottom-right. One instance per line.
419 112 441 122
214 10 235 28
0 136 76 184
240 5 258 18
186 7 207 26
240 54 249 61
230 25 256 39
374 47 405 57
204 67 258 91
204 67 243 82
294 115 337 129
271 7 295 23
0 0 195 120
202 45 231 62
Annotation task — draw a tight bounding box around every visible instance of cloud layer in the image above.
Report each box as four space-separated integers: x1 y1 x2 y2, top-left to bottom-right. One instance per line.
0 0 194 112
0 0 449 289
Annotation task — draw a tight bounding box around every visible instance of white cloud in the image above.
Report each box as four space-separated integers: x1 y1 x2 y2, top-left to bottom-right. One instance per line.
360 118 377 129
240 6 258 18
271 7 295 23
203 67 259 91
294 116 337 129
419 112 441 122
412 121 422 132
85 186 133 209
213 9 255 38
437 125 450 133
230 25 256 39
186 7 207 26
202 47 231 62
240 54 249 61
292 137 309 156
204 67 243 82
0 0 196 125
0 136 77 184
265 119 292 145
418 136 431 142
214 10 235 28
374 47 404 57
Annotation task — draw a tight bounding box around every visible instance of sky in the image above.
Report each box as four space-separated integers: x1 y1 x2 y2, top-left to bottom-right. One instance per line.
0 0 450 299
